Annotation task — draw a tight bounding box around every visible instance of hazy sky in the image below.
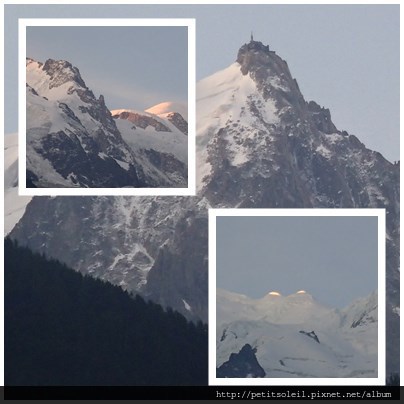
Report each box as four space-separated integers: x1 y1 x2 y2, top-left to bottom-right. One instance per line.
216 216 378 308
4 4 399 162
26 25 188 112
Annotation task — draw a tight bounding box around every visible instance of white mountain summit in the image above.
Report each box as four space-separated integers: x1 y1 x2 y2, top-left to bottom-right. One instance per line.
217 288 378 378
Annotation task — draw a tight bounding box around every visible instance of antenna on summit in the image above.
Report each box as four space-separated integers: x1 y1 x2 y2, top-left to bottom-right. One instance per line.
250 31 254 42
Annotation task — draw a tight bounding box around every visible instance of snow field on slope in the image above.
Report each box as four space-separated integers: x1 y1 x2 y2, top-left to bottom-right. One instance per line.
145 101 188 121
217 320 371 377
27 60 81 103
196 63 280 190
113 113 188 164
27 62 100 143
4 133 33 235
216 288 378 377
27 88 77 136
4 133 19 173
4 187 32 236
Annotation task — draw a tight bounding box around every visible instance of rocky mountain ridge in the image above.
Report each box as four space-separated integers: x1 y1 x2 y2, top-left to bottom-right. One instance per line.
26 58 188 188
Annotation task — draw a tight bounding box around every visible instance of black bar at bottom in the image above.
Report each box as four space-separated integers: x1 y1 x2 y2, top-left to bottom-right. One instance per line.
4 386 401 400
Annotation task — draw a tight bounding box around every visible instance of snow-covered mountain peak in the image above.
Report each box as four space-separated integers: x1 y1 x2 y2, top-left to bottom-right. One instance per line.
196 62 265 133
237 39 286 76
196 61 280 189
145 101 188 121
42 58 87 89
26 57 41 68
259 290 318 312
26 58 88 101
236 39 306 111
217 287 331 328
217 287 377 331
143 102 188 136
195 40 317 193
286 290 315 300
217 289 378 377
263 290 312 299
266 291 282 297
296 289 308 294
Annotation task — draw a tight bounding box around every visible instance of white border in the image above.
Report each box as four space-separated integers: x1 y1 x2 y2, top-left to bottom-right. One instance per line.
208 208 386 386
18 18 196 196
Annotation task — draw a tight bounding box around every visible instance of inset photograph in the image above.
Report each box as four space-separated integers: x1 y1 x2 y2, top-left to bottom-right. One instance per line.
19 19 195 195
209 209 385 385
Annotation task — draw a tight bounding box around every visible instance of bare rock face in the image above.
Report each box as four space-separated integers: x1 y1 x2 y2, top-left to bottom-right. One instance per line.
42 58 87 89
112 110 171 132
146 209 209 322
166 112 188 136
13 41 399 375
299 330 320 343
237 40 306 111
143 149 187 183
307 100 337 134
217 344 266 378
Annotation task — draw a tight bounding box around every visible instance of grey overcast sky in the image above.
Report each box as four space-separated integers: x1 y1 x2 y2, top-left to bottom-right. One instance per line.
4 4 399 162
216 216 378 308
26 25 188 112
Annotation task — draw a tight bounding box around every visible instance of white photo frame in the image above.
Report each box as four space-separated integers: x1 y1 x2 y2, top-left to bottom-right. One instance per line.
208 208 386 386
18 18 196 196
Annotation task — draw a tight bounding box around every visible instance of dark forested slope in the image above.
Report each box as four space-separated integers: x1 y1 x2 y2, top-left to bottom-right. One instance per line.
4 238 207 386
